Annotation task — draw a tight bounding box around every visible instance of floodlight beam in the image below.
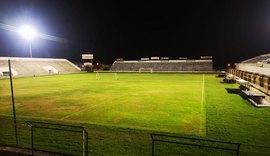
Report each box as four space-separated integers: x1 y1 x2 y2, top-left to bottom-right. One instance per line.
0 23 68 43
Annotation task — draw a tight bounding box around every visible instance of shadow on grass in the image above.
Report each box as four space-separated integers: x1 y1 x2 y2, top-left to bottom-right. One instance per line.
225 88 241 94
225 88 248 100
225 88 252 108
226 88 252 100
220 81 236 84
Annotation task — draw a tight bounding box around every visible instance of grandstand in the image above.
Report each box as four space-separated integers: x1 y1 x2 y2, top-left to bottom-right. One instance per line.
229 53 270 95
0 57 81 77
110 58 213 72
235 54 270 76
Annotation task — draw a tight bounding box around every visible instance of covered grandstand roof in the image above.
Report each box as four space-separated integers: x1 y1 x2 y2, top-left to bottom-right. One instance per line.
241 54 270 63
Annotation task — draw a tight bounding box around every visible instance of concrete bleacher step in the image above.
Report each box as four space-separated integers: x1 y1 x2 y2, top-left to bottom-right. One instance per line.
111 61 213 71
0 57 81 77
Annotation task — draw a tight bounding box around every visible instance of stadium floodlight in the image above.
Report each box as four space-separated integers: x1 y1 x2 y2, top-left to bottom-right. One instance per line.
20 25 36 58
20 25 36 41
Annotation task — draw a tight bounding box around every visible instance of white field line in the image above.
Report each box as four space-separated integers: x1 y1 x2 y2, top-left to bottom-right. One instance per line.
1 114 57 121
60 103 100 120
0 114 85 124
200 74 205 134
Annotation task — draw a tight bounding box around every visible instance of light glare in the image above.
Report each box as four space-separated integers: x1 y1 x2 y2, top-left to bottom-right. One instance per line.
20 25 36 40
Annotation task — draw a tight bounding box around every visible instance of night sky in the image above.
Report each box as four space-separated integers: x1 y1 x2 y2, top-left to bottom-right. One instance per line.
1 0 270 68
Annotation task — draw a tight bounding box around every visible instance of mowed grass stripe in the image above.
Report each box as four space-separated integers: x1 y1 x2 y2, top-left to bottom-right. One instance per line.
200 74 205 135
60 103 101 120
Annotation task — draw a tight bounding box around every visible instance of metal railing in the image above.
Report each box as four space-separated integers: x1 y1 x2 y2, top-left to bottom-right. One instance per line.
25 121 88 156
151 133 240 156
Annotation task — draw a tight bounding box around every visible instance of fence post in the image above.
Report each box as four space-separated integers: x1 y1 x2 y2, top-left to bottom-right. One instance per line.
237 144 240 156
151 134 154 156
8 59 18 146
82 130 85 156
31 126 34 156
85 130 88 156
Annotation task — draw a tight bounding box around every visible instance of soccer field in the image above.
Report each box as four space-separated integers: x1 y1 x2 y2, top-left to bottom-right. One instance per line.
1 73 270 155
0 73 206 134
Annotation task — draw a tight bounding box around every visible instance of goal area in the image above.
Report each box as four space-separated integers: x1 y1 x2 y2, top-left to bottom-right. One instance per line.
139 68 153 73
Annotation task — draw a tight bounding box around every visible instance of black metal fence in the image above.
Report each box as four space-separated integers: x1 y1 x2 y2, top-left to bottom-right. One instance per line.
25 121 88 156
151 133 240 156
1 116 270 155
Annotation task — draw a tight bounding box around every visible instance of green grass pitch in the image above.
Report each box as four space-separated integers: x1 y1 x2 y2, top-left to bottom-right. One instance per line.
0 73 206 134
1 73 270 155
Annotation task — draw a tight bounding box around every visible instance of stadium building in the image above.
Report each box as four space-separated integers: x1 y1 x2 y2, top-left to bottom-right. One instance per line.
229 54 270 95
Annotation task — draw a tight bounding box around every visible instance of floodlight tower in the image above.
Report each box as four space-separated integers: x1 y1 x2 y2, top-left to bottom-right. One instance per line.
20 25 36 58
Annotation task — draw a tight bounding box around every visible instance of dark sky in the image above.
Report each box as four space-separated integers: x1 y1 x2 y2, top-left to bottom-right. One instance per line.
1 0 270 68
